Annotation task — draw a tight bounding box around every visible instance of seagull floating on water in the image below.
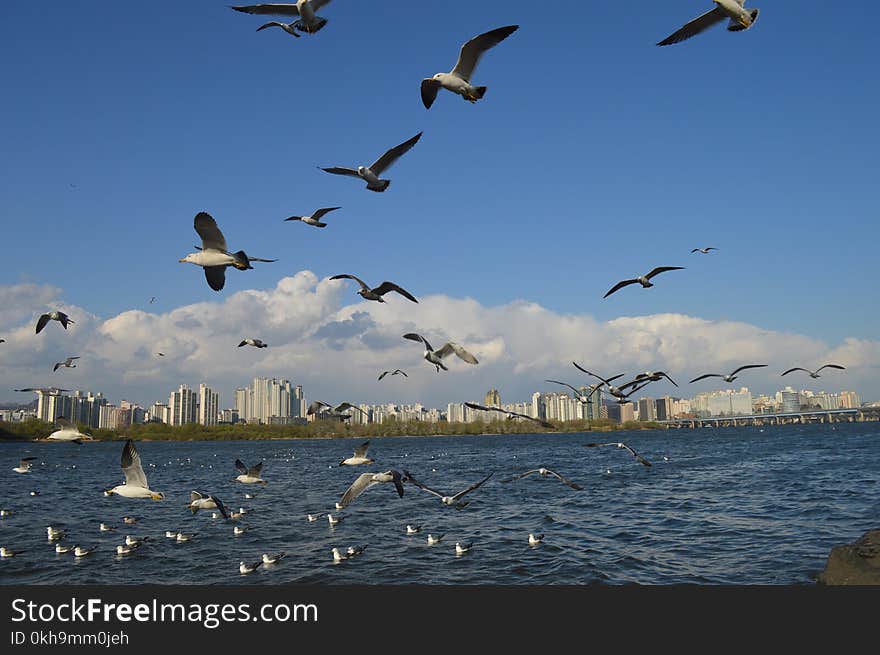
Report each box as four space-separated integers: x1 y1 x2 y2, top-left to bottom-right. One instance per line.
36 311 74 334
53 356 80 372
74 546 96 557
176 532 196 543
427 534 444 545
105 440 164 499
330 274 418 303
55 544 73 554
781 364 846 379
403 333 479 372
689 364 768 384
406 524 421 535
584 442 653 467
239 560 262 574
339 470 405 508
232 1 333 35
346 545 367 558
327 513 344 526
658 1 759 47
320 132 422 192
528 533 544 546
604 267 685 299
13 457 37 474
455 542 472 555
404 470 493 509
284 206 341 228
99 523 115 532
502 467 583 490
122 516 138 525
179 212 277 291
307 513 324 522
421 25 519 109
262 552 286 565
1 547 24 557
47 526 66 541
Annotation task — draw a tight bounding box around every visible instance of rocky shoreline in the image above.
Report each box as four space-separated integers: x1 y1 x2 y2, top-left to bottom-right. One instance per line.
818 529 880 585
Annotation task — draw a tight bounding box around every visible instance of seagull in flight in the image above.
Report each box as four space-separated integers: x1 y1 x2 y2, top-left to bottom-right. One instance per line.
35 311 74 334
330 274 418 303
781 364 846 379
53 357 80 372
238 339 268 349
378 369 407 381
179 212 277 291
658 1 760 47
544 379 609 403
572 363 628 396
47 417 93 444
421 25 519 109
232 1 333 35
235 459 267 484
308 401 368 422
603 267 684 299
16 387 70 395
104 440 165 499
255 19 301 37
626 371 679 388
689 364 768 384
692 247 719 254
501 467 583 490
284 206 341 228
338 441 374 466
338 470 406 509
464 402 556 429
403 333 478 372
13 457 38 474
585 442 653 467
320 132 422 192
403 470 493 509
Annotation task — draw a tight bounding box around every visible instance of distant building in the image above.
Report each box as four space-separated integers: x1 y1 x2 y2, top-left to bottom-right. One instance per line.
484 389 501 407
198 384 220 426
168 385 197 426
638 397 657 422
779 388 800 413
839 391 861 409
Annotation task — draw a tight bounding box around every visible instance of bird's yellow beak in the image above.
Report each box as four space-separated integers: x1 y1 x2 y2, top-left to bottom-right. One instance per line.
104 489 114 496
178 258 187 263
151 492 165 501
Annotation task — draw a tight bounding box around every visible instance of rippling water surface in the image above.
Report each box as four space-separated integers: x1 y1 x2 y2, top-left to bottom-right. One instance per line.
1 423 878 585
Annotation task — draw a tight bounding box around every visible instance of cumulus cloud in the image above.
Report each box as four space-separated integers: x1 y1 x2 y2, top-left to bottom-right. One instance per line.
0 275 876 410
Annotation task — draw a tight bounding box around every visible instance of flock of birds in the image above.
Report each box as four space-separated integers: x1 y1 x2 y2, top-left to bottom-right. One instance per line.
2 434 664 568
0 1 860 580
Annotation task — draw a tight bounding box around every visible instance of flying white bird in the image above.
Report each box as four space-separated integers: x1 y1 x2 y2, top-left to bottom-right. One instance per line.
179 212 277 291
403 333 479 372
338 470 405 509
232 1 333 35
604 267 685 299
104 440 165 499
284 206 341 228
53 356 80 372
421 25 519 109
320 132 422 192
35 311 74 334
12 457 37 474
781 364 846 379
658 1 760 47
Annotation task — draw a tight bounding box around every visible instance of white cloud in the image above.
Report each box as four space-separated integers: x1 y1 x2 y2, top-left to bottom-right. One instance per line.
0 275 876 409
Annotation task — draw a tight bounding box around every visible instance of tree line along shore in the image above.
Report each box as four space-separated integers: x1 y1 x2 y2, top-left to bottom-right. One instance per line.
0 417 664 442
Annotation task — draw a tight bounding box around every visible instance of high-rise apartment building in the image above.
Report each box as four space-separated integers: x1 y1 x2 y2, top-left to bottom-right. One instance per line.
198 384 220 426
484 389 501 407
168 384 198 426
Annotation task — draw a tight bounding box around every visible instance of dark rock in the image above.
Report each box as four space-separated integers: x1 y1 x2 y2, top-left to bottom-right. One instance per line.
817 529 880 585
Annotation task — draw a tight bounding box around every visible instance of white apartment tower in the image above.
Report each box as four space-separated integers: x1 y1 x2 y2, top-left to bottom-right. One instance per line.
198 383 220 426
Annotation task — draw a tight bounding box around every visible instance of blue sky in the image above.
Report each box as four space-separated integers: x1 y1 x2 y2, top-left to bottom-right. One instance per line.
1 1 878 407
